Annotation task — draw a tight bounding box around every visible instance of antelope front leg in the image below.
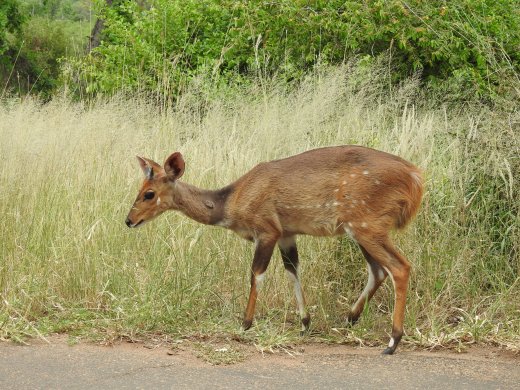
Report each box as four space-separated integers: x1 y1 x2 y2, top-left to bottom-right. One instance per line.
242 237 277 330
278 236 310 334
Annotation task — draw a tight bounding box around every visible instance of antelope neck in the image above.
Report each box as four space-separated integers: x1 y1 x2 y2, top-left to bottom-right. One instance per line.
171 181 232 226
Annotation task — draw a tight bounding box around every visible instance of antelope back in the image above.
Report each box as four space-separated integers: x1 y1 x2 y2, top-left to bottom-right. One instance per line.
222 145 422 238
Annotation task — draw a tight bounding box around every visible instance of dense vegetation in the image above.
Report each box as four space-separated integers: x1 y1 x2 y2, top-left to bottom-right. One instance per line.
0 1 518 350
73 0 520 102
0 0 90 98
1 66 518 349
2 0 520 103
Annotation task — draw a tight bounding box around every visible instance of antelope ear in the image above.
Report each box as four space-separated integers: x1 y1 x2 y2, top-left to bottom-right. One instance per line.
136 156 155 180
164 152 185 181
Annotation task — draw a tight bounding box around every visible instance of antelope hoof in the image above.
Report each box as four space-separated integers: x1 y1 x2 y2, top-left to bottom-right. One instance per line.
346 314 359 327
242 319 253 330
382 335 401 355
300 315 311 336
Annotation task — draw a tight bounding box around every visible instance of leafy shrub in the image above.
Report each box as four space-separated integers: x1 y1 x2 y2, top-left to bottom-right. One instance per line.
3 16 89 99
1 0 91 99
0 0 25 57
71 0 520 101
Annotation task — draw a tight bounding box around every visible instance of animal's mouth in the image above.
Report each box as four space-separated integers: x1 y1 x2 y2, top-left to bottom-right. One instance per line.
132 219 144 228
126 218 144 228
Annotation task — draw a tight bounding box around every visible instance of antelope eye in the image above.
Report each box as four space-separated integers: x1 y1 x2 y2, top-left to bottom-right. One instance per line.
144 191 155 200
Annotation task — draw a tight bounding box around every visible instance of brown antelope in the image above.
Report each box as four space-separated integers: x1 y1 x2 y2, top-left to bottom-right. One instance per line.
125 145 423 354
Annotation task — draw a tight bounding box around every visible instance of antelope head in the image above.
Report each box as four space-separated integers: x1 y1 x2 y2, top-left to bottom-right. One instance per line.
125 152 185 228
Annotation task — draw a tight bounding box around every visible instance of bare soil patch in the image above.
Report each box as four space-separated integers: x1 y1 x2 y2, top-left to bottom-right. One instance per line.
1 335 519 389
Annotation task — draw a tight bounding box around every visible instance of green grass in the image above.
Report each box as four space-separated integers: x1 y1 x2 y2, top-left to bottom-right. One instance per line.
0 64 518 352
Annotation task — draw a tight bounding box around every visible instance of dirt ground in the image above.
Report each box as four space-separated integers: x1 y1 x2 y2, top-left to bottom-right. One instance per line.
1 335 519 389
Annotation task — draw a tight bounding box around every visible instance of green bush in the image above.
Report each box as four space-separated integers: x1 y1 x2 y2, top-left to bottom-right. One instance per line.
71 0 520 101
0 0 25 57
1 0 91 98
3 16 90 99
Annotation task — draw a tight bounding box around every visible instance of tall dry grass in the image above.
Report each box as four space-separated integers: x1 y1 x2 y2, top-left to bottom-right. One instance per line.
1 64 518 350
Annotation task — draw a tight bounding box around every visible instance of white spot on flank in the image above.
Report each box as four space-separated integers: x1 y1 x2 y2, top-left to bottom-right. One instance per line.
348 222 353 227
342 181 347 185
350 174 356 178
375 179 381 185
333 201 340 206
334 188 340 192
363 170 369 175
361 200 366 205
361 222 368 228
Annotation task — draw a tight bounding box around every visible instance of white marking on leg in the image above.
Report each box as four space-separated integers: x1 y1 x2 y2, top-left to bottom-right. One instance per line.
255 273 265 291
294 280 306 319
388 337 395 348
286 270 306 319
352 264 376 312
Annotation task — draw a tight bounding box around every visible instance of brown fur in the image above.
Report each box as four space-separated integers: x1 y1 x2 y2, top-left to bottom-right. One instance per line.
221 146 423 239
126 145 424 354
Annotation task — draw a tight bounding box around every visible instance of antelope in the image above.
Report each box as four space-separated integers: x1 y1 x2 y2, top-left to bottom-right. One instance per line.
125 145 423 354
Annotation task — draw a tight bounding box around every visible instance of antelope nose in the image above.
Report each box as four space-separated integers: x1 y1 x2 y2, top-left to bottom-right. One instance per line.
125 218 132 227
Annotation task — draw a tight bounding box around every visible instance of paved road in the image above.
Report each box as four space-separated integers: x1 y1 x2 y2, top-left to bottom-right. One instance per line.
1 338 519 389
